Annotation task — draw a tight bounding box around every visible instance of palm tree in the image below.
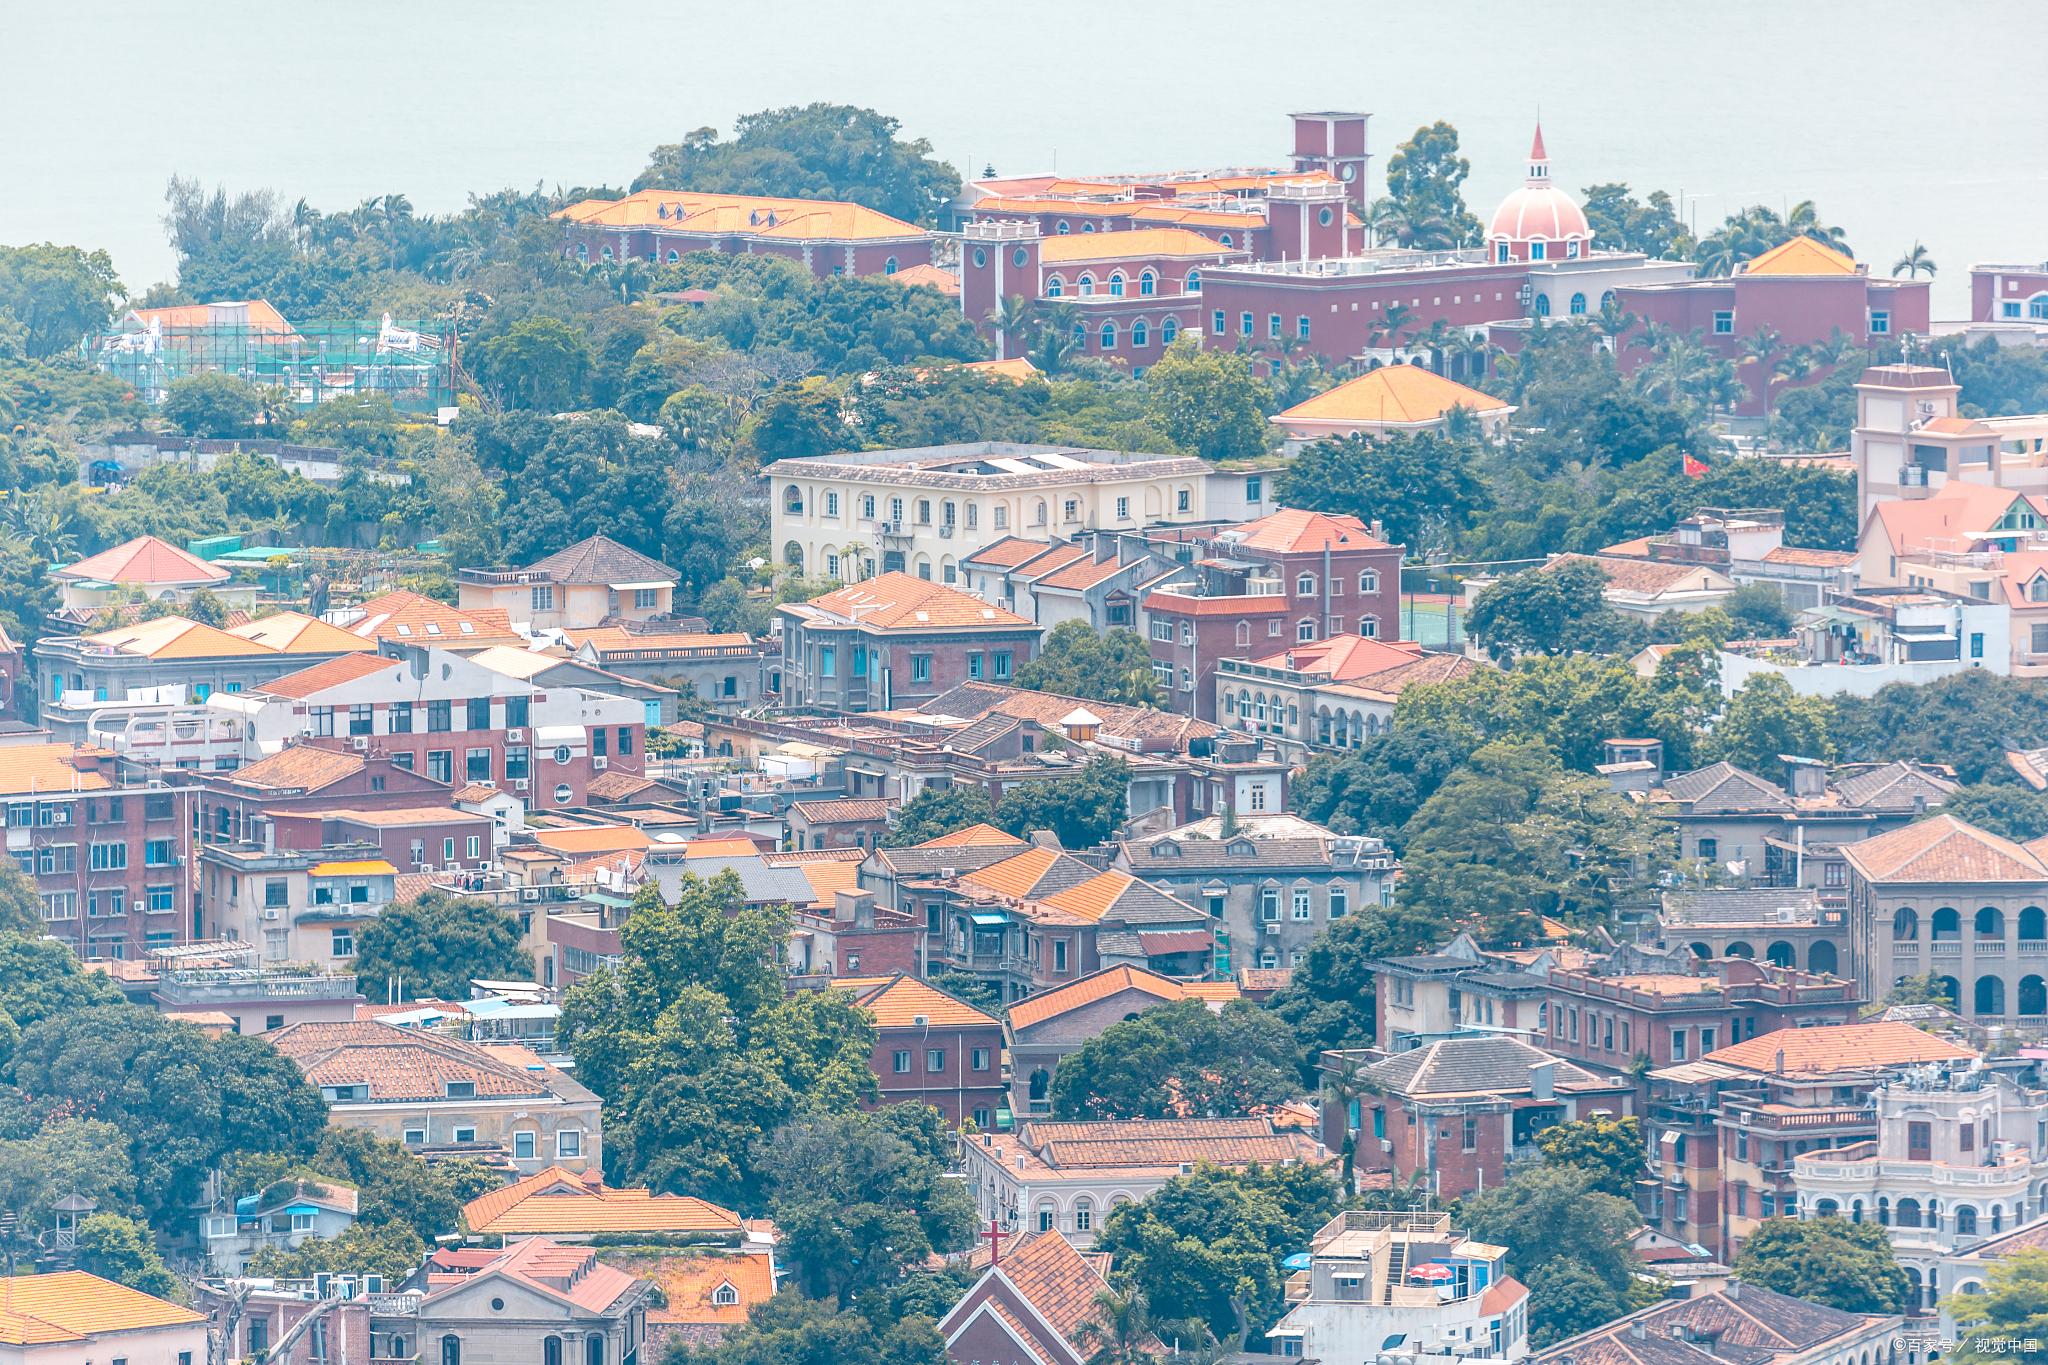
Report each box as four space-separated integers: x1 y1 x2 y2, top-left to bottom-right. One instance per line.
1595 295 1637 346
1892 241 1937 280
1445 328 1492 382
1372 303 1417 352
1417 318 1455 375
1786 200 1849 250
1738 325 1784 420
1362 198 1406 250
1076 1287 1161 1365
605 257 651 304
986 293 1033 360
1029 302 1083 375
1321 1052 1383 1188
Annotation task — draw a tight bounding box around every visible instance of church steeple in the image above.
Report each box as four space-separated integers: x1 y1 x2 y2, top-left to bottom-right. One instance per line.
1526 123 1550 185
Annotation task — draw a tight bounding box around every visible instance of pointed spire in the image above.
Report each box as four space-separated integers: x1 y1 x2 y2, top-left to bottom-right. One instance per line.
1526 123 1550 184
1530 122 1547 162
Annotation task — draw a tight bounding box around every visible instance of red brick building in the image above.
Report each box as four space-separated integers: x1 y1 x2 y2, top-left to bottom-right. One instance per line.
777 572 1040 712
937 1228 1135 1365
786 797 894 851
1542 958 1860 1072
837 972 1006 1130
197 748 450 848
556 190 933 279
1336 1035 1635 1199
1142 509 1404 721
1616 236 1931 415
3 744 199 959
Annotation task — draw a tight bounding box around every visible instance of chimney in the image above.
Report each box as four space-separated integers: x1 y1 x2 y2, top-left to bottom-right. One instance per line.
1014 1154 1026 1171
835 889 875 929
1530 1060 1556 1100
1726 1281 1740 1300
1774 1049 1786 1074
1630 1322 1647 1341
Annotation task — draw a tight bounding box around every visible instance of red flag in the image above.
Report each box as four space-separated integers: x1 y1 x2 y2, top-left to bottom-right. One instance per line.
1683 455 1710 479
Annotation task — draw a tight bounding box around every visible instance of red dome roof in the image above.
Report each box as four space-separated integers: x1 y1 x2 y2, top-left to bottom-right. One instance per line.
1487 186 1590 245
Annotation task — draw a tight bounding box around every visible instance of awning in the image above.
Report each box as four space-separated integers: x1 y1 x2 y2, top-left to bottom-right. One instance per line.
285 1204 323 1217
309 860 397 877
1138 929 1214 955
606 580 672 591
535 725 586 744
970 911 1010 927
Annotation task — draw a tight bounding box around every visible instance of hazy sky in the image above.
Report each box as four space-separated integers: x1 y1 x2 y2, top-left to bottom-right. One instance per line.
6 0 2045 312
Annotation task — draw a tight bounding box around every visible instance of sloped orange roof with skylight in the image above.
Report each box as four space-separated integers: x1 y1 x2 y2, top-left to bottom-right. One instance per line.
837 973 1000 1029
790 572 1032 631
559 189 927 243
229 612 379 653
54 535 230 586
1276 366 1513 428
84 616 274 660
1741 236 1859 277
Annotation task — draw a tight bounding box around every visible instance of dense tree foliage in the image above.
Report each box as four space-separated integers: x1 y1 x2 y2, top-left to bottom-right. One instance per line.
1143 339 1271 462
1048 999 1301 1120
1268 905 1436 1074
1013 622 1163 708
1536 1115 1646 1196
669 1292 948 1365
226 1127 496 1243
1581 184 1690 259
1831 670 2048 785
1701 673 1834 772
560 872 878 1208
72 1213 181 1299
1381 122 1481 249
1461 1166 1645 1345
882 785 997 847
994 756 1130 848
0 243 126 357
1466 560 1639 663
1277 430 1489 555
351 890 532 1001
1093 1162 1345 1348
1950 1250 2048 1362
1942 783 2048 842
1732 1216 1911 1313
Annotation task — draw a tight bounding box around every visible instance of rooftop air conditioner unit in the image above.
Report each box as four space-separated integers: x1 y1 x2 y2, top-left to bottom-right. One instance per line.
263 908 281 921
507 728 525 743
351 737 369 751
913 1015 929 1026
419 863 435 873
593 756 610 771
513 779 530 792
521 888 541 903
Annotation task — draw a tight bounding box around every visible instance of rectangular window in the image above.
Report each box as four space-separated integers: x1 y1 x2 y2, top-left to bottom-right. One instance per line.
825 491 840 517
427 750 453 784
389 701 413 733
593 727 608 757
147 886 176 913
467 834 482 859
1267 313 1281 339
1212 309 1226 335
403 1127 426 1146
1291 889 1312 921
453 1127 476 1144
143 839 174 867
513 1131 536 1160
1115 496 1129 519
818 646 836 679
331 928 355 958
1671 1028 1688 1061
1328 885 1348 918
427 700 452 733
1245 476 1262 502
467 697 491 730
1240 311 1254 337
971 1048 990 1071
504 695 530 729
1712 310 1734 335
1297 315 1311 340
967 653 983 680
348 704 373 736
1908 1121 1931 1160
505 746 530 780
466 748 492 782
89 842 127 871
1053 939 1069 972
927 1049 946 1073
911 655 932 683
556 1130 583 1158
265 878 289 908
1870 310 1891 335
1699 1027 1717 1054
1461 1118 1477 1152
531 585 555 612
310 706 335 737
862 494 876 519
892 1050 911 1074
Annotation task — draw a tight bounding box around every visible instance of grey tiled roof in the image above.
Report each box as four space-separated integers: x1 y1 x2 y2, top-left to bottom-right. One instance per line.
1116 837 1333 871
1831 760 1959 811
1364 1036 1612 1098
524 534 678 586
1534 1282 1877 1365
867 845 1023 877
649 855 813 905
1659 761 1792 812
1660 887 1823 926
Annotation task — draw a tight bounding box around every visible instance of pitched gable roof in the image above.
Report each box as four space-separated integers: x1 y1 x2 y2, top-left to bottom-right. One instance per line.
1533 1281 1883 1365
1225 508 1390 554
838 973 1000 1029
434 1237 643 1315
1006 964 1198 1032
1703 1021 1975 1077
221 745 367 793
963 537 1059 569
344 591 523 645
54 535 230 586
1364 1036 1617 1099
915 823 1028 849
0 1271 205 1345
1865 482 2023 557
1275 366 1512 428
257 652 397 700
524 535 678 587
1657 761 1793 813
1841 813 2048 884
1830 761 1959 812
227 612 378 653
269 1020 585 1103
1741 236 1859 277
787 572 1032 631
84 615 274 660
462 1166 741 1238
938 1231 1123 1365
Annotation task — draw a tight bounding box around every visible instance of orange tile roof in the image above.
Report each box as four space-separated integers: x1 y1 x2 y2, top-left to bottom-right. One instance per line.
1034 555 1130 592
838 973 1001 1028
1741 236 1859 277
885 262 962 296
685 835 764 857
565 628 754 653
258 652 396 699
994 1231 1115 1351
129 298 292 332
1006 964 1188 1031
1276 367 1512 428
1840 813 2048 884
1246 635 1425 681
224 745 365 792
0 1271 204 1344
792 572 1033 631
0 744 115 797
960 356 1040 382
464 1167 741 1237
559 188 927 243
917 823 1028 849
1037 870 1139 923
271 1021 566 1102
227 612 378 653
1038 227 1246 264
1704 1021 1975 1076
84 615 275 660
1227 507 1392 554
962 538 1058 570
532 826 655 856
961 846 1065 899
54 535 231 586
346 591 523 645
789 857 859 909
446 1237 642 1314
1866 483 2029 557
644 1251 774 1326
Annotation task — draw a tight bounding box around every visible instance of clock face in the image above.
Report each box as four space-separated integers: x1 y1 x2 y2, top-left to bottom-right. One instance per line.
1340 163 1358 181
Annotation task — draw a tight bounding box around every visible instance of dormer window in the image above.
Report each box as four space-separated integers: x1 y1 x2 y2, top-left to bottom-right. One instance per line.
2031 576 2048 603
444 1080 476 1099
711 1284 739 1307
1150 842 1180 857
1229 840 1257 857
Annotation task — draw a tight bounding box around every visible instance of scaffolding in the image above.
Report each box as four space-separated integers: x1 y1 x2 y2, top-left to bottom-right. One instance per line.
88 312 456 413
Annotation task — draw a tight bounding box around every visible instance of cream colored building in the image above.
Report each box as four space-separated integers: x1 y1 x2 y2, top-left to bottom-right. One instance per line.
1851 363 2048 524
0 1272 208 1365
457 535 679 633
763 442 1213 586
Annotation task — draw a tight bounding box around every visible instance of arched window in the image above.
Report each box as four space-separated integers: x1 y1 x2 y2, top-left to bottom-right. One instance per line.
1767 941 1795 967
441 1336 461 1365
1569 292 1588 316
665 249 680 263
1078 273 1096 297
783 542 804 575
1933 907 1962 941
1186 269 1202 294
1161 317 1179 344
1725 941 1754 959
601 246 614 262
1936 975 1962 1008
1139 270 1157 297
1056 220 1070 235
1814 1199 1840 1217
1297 618 1316 643
1297 573 1317 595
1109 271 1126 298
1977 975 2006 1016
1878 1197 1891 1226
1978 907 2007 939
1074 1198 1095 1232
1956 1205 1979 1236
2023 907 2046 941
1534 293 1552 317
586 1335 603 1365
575 243 589 262
1359 570 1379 593
783 485 804 514
1219 234 1234 247
884 256 899 274
1099 321 1118 351
1081 222 1096 234
1028 1068 1050 1100
2023 976 2048 1016
1046 275 1064 298
1896 1198 1922 1229
1893 907 1919 941
1132 320 1150 347
2032 294 2048 321
1235 621 1252 647
1360 615 1379 638
545 1339 562 1365
1809 940 1839 975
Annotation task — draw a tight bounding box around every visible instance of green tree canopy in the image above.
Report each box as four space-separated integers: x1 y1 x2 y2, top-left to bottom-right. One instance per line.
247 1221 429 1282
559 871 878 1208
1460 1166 1643 1345
1535 1115 1646 1197
1466 560 1640 663
635 105 961 228
1092 1162 1344 1348
1942 783 2048 842
1276 430 1489 554
995 757 1130 848
0 1118 142 1225
1831 669 2048 785
1580 185 1690 259
883 786 997 848
1702 672 1834 773
1268 905 1437 1076
351 890 532 1001
162 371 260 437
0 243 125 357
670 1291 948 1365
1049 999 1302 1121
1013 622 1163 709
0 931 125 1028
0 864 45 937
756 1105 978 1307
225 1127 496 1243
1143 339 1270 463
72 1212 181 1300
1950 1249 2048 1363
475 315 593 412
1732 1215 1911 1314
1382 122 1481 248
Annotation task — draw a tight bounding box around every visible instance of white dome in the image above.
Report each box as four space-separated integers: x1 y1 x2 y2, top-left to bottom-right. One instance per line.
1487 185 1590 245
